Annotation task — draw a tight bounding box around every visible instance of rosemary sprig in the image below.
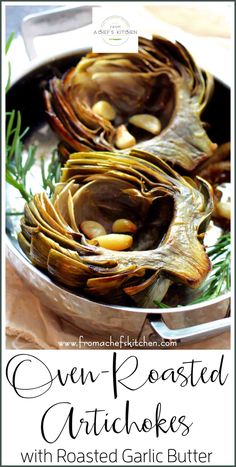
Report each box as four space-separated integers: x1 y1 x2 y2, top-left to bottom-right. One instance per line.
6 110 37 203
5 34 61 206
5 32 14 54
6 211 24 216
154 232 231 308
5 34 36 206
6 109 61 206
189 232 231 305
40 150 61 197
153 300 169 309
5 32 14 93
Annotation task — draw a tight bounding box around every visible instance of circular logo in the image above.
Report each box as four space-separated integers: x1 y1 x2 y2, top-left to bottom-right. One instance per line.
100 15 131 46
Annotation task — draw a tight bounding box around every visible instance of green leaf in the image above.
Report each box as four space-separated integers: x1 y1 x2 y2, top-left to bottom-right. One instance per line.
5 33 15 94
5 36 61 210
5 32 14 54
40 151 61 197
23 145 37 175
6 211 24 216
8 111 22 160
153 300 169 308
6 169 30 202
40 156 47 187
5 62 11 93
6 110 16 148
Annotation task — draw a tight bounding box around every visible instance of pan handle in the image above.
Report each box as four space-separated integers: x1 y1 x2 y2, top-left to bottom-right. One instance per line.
21 5 97 60
149 315 231 343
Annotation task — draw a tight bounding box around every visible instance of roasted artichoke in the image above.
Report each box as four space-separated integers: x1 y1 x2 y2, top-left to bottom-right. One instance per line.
44 36 216 171
195 142 230 225
18 150 213 306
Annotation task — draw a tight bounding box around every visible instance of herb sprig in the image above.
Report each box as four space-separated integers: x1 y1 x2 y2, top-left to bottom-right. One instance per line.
5 32 14 93
6 109 61 204
5 33 61 206
40 150 61 197
5 34 36 203
189 232 231 304
154 232 231 308
6 110 36 203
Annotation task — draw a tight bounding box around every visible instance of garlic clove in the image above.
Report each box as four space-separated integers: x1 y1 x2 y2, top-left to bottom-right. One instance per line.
80 220 107 239
92 100 116 121
112 218 137 234
129 114 161 135
90 233 133 251
115 125 136 149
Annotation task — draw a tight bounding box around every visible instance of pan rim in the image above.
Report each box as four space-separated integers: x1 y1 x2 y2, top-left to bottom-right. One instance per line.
10 46 91 87
5 235 231 316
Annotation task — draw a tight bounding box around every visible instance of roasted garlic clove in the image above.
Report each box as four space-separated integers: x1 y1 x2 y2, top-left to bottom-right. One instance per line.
129 114 161 135
115 125 136 149
92 100 116 121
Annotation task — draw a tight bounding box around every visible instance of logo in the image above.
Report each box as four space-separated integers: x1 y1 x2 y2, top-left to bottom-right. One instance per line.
94 15 137 46
92 8 138 53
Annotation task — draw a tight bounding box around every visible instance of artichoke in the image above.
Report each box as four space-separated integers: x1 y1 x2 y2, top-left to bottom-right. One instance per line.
196 142 230 225
196 142 230 186
18 150 213 307
44 36 216 171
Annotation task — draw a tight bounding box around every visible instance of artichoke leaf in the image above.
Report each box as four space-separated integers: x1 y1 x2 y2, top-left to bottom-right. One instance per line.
127 275 172 308
47 249 94 287
18 232 31 259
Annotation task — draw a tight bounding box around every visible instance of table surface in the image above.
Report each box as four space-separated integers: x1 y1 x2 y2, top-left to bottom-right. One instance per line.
5 3 232 350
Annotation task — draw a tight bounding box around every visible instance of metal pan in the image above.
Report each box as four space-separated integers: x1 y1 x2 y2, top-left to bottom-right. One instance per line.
6 7 231 344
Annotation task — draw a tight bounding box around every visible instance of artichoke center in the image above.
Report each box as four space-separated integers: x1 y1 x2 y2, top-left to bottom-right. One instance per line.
89 74 175 149
74 178 174 251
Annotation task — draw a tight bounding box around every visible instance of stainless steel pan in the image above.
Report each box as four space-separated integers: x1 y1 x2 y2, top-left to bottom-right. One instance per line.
6 6 231 344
